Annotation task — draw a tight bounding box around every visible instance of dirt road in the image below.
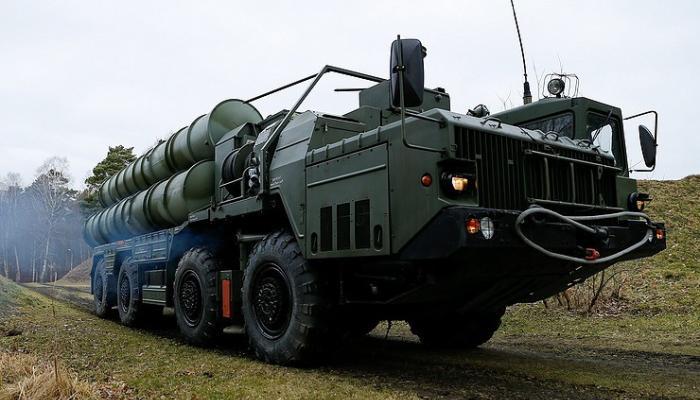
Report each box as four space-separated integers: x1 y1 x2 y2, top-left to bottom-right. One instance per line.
9 281 697 399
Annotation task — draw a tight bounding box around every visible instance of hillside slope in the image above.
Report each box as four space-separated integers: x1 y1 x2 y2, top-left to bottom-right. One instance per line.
624 176 700 313
56 259 91 285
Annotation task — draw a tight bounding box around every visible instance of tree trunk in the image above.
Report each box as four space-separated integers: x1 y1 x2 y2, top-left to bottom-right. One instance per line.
32 245 36 283
2 246 8 278
14 246 20 282
2 257 8 279
40 233 51 283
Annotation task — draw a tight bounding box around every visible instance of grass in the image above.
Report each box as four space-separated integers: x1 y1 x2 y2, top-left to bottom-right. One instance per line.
619 176 700 314
1 277 410 399
1 275 699 399
0 352 97 400
499 304 700 356
0 277 98 400
0 276 41 320
521 176 700 322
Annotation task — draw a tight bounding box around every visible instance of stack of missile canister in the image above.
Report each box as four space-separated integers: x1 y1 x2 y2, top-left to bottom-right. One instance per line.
84 99 262 246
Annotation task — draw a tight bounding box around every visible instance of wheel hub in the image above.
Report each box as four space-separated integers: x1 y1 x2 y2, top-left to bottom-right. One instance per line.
119 274 131 313
252 264 292 339
179 271 202 326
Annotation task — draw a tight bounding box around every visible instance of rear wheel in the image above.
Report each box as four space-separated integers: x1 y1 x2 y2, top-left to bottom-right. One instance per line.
93 259 115 318
242 230 336 365
409 308 505 348
174 248 222 345
117 260 159 326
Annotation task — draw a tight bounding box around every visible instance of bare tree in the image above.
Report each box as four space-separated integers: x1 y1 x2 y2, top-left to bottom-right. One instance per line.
532 63 546 101
0 173 22 279
497 89 513 111
6 173 22 281
29 157 76 282
0 186 8 279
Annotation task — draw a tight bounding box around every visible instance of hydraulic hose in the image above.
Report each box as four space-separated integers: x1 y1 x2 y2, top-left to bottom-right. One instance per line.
514 207 654 265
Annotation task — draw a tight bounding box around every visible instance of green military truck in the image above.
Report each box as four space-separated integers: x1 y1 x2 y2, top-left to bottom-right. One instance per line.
84 38 666 365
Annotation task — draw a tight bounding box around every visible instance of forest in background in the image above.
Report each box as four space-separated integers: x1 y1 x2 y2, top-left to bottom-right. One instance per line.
0 146 134 283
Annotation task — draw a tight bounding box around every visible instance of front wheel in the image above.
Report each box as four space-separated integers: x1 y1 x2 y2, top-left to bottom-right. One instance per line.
174 248 222 345
242 230 336 365
409 308 505 349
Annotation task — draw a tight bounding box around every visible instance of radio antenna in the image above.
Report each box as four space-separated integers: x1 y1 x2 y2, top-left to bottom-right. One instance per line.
510 0 532 105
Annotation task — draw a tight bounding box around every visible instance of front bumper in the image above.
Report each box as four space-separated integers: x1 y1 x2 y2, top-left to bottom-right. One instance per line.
399 206 666 264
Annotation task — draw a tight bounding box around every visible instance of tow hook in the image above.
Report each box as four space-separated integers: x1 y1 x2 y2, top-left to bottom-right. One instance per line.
593 227 609 239
584 248 601 261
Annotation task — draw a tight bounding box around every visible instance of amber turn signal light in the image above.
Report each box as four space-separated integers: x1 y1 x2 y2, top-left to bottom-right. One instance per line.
466 218 481 234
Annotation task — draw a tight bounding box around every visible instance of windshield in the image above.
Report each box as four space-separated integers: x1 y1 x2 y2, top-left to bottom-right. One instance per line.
521 113 574 139
586 112 623 166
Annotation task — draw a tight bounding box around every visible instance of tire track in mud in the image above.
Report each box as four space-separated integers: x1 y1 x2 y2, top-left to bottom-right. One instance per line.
23 283 93 311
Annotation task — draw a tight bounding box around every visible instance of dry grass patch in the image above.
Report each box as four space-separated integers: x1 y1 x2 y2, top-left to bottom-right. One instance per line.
0 352 97 400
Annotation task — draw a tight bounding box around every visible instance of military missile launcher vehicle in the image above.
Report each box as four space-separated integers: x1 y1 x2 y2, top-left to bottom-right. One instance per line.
85 37 666 365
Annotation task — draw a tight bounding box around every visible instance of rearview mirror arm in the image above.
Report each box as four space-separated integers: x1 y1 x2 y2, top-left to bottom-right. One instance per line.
394 35 444 153
624 110 658 172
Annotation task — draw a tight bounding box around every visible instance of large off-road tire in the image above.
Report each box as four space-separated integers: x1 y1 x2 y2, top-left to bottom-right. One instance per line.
117 260 159 326
242 230 335 365
408 308 505 348
93 259 115 318
174 248 222 345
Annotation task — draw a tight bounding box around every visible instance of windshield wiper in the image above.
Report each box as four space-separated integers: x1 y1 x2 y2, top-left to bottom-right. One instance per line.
591 109 614 143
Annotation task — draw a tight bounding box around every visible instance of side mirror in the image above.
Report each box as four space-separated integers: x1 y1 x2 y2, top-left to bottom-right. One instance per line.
639 125 657 168
624 110 659 172
390 38 425 108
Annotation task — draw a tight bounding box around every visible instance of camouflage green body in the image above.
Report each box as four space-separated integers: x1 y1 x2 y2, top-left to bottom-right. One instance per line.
87 69 664 324
201 83 635 260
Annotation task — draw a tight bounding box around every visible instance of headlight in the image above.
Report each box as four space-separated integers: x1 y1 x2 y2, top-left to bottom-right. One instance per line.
547 78 565 96
451 176 469 192
441 172 475 196
480 217 495 239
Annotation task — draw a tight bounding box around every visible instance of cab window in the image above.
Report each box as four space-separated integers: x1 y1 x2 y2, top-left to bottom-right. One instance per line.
586 112 624 167
521 113 574 139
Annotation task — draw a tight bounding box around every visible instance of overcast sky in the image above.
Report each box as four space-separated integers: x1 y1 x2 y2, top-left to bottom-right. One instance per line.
1 0 698 188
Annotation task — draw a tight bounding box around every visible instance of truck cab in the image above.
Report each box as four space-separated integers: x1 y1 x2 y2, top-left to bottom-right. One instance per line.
494 97 629 173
